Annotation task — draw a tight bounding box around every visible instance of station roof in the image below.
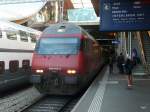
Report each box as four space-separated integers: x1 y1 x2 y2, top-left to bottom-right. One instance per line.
0 0 47 21
0 0 99 24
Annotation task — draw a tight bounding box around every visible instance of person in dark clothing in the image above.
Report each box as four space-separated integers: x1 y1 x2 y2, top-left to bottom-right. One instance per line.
125 57 133 87
132 48 138 66
117 53 125 73
132 48 140 65
109 56 113 74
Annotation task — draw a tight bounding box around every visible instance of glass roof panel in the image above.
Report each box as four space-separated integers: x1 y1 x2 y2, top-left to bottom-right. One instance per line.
73 4 83 8
71 0 81 4
0 0 44 4
83 3 93 8
71 0 93 8
0 0 46 21
67 8 98 21
70 0 98 22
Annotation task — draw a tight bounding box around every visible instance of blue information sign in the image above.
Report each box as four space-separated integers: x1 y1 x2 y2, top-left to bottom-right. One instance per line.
112 40 120 44
100 0 150 31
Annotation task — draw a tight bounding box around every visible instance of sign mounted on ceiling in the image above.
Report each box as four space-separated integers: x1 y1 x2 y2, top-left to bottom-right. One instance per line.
112 40 120 44
100 0 150 31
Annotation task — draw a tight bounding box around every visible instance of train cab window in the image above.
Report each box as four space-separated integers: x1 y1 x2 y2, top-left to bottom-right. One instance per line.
6 31 17 40
9 60 19 73
22 60 30 69
36 38 80 55
0 61 4 74
20 31 28 42
30 34 36 43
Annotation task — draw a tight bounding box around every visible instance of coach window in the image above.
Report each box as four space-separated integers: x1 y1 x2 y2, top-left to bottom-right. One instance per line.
30 34 36 43
6 31 17 40
22 60 30 69
0 61 4 74
9 60 19 73
20 31 28 42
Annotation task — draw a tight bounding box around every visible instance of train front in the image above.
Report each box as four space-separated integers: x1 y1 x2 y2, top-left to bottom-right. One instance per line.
31 24 84 95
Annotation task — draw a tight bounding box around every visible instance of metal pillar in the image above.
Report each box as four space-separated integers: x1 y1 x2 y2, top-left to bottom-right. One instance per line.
54 0 64 23
123 32 127 56
58 0 64 22
55 0 58 22
120 32 123 52
128 32 132 58
120 32 125 53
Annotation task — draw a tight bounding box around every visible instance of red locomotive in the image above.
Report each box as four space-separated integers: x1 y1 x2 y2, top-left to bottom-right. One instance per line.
31 23 103 95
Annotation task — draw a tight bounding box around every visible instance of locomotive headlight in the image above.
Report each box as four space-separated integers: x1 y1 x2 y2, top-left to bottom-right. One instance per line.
67 70 72 74
71 70 76 74
67 69 76 74
36 69 44 73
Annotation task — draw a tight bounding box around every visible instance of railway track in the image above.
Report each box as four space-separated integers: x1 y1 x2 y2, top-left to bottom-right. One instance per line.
23 95 80 112
0 67 104 112
0 87 43 112
22 67 105 112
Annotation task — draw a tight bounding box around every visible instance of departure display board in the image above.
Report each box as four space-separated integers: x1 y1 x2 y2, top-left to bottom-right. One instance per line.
100 0 150 31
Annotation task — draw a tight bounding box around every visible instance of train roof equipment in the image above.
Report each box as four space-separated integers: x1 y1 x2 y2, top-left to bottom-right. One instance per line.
41 22 96 42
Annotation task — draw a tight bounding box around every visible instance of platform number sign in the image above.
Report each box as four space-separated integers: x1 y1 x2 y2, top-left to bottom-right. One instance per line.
100 0 150 31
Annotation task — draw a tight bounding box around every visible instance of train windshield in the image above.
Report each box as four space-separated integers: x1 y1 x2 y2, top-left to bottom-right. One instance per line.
36 37 80 55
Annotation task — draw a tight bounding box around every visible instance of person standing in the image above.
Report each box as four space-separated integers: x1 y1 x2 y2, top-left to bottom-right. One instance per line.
109 56 113 74
117 53 125 74
132 48 138 66
125 57 133 87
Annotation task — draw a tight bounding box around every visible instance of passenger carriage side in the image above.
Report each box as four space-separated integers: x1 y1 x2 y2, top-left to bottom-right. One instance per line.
0 21 40 92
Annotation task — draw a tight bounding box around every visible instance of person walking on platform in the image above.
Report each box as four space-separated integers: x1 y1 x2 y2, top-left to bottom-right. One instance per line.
109 56 113 74
125 57 133 87
132 48 140 65
117 53 125 74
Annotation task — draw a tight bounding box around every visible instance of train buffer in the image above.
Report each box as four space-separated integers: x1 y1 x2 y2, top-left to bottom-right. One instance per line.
71 66 150 112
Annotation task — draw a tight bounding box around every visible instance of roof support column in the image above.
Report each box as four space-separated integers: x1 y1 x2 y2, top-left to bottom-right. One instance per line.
55 0 64 23
58 0 64 22
55 0 58 22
